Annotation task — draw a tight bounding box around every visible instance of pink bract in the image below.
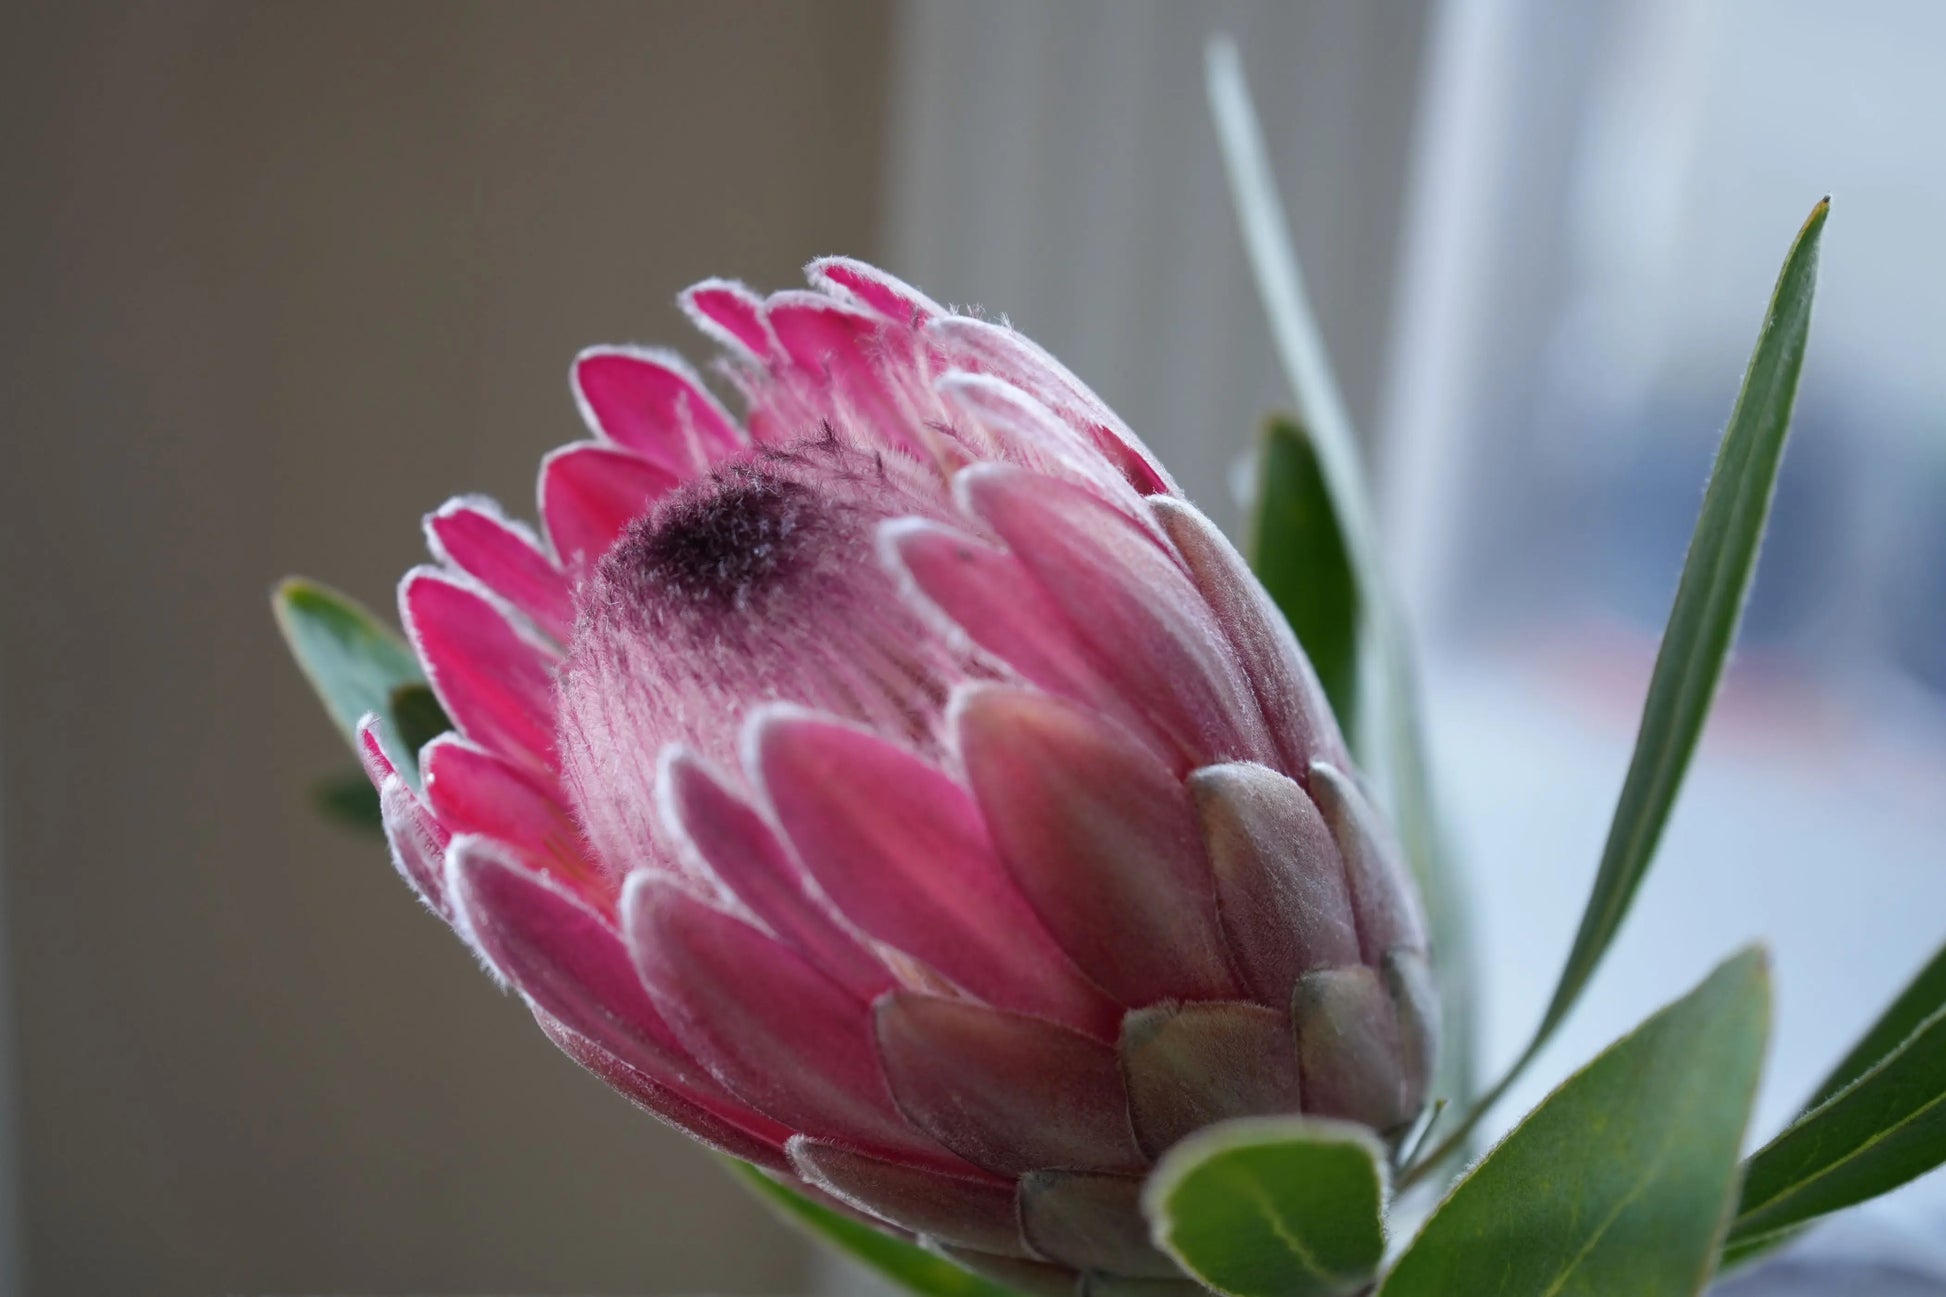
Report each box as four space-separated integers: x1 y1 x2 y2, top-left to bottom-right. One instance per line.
357 258 1433 1290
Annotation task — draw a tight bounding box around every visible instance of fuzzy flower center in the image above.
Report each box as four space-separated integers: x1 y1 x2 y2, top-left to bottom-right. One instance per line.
556 431 978 876
608 467 818 615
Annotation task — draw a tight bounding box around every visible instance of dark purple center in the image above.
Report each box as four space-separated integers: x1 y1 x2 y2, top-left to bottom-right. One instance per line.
602 461 824 614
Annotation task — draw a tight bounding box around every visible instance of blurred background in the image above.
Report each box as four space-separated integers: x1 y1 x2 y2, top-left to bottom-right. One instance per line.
2 1 1943 1293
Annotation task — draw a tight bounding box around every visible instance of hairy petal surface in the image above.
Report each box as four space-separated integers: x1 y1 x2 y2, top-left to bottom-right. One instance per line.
874 992 1145 1177
956 686 1238 1006
756 710 1116 1036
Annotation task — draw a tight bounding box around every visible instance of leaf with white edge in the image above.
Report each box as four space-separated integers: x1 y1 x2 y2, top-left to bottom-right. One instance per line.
1381 948 1771 1297
274 577 431 780
728 1161 1026 1297
1809 940 1946 1110
1206 34 1477 1122
1248 415 1359 739
1728 1003 1946 1246
1143 1116 1386 1297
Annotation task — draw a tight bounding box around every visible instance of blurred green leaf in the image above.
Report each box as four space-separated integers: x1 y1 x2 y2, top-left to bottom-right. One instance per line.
274 577 449 789
728 1162 1026 1297
1248 415 1360 737
1206 35 1477 1121
311 770 384 836
1380 948 1771 1297
388 682 452 761
1728 1002 1946 1246
1143 1115 1386 1297
274 576 421 746
1533 201 1824 1047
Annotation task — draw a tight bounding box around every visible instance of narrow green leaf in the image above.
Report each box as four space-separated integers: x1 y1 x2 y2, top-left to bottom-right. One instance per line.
1143 1116 1387 1297
1728 1003 1946 1245
311 770 385 836
1809 940 1946 1109
1248 415 1360 735
1719 939 1946 1268
1206 34 1477 1120
1533 201 1825 1049
1717 1225 1801 1272
1401 199 1829 1189
1381 948 1771 1297
727 1161 1025 1297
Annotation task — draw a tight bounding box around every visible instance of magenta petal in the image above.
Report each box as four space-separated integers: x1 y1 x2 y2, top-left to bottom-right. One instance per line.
955 686 1238 1005
422 735 594 889
763 292 919 455
623 875 954 1166
962 465 1275 770
1188 762 1361 1004
447 838 716 1092
1308 762 1428 962
935 372 1144 509
1151 498 1349 774
874 992 1145 1177
572 346 741 474
361 716 453 916
926 314 1176 497
400 567 558 771
806 256 942 325
788 1136 1028 1257
539 441 680 571
681 277 773 360
538 1015 793 1174
756 711 1117 1037
884 519 1156 746
425 497 576 644
659 748 894 1002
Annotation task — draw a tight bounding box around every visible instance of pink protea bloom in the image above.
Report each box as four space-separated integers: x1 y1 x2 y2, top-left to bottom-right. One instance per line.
352 259 1434 1292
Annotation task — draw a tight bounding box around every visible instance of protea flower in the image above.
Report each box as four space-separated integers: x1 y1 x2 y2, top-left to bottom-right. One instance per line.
345 259 1434 1293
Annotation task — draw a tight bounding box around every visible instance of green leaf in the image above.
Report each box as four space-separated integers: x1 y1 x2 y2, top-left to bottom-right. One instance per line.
1809 940 1946 1109
1401 198 1829 1189
1719 939 1946 1267
1142 1116 1387 1297
1533 200 1826 1048
388 682 452 760
1727 1002 1946 1245
311 770 385 836
1248 415 1360 736
274 577 445 784
727 1161 1025 1297
1381 948 1771 1297
1206 34 1477 1121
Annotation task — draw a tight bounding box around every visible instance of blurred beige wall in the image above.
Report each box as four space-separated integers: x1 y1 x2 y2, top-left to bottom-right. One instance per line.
0 2 892 1293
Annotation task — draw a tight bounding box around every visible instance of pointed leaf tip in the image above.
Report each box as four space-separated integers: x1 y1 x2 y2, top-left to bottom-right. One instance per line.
1528 197 1823 1053
274 576 431 779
